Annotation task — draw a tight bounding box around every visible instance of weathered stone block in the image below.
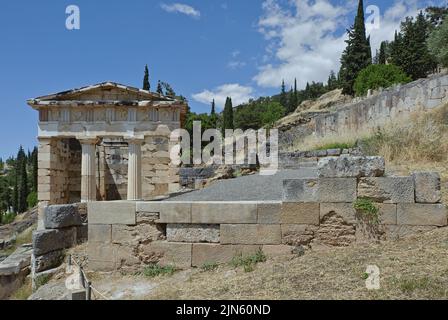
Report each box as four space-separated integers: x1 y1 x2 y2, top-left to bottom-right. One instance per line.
262 245 294 257
88 225 111 244
32 250 65 273
88 201 136 225
413 172 442 204
378 204 397 225
33 228 77 256
141 242 192 269
191 244 261 267
257 202 282 224
281 224 317 246
358 177 414 203
384 225 437 241
317 156 385 178
283 178 356 203
327 149 342 156
191 202 257 224
87 243 116 272
320 203 357 224
220 224 281 245
167 224 220 243
283 179 319 202
158 202 192 223
281 203 320 225
76 224 88 243
319 178 357 203
397 204 447 226
44 204 82 229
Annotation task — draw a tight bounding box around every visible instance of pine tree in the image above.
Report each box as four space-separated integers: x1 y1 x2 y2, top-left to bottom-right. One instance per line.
339 0 372 95
328 70 338 90
390 12 437 80
223 97 234 134
279 80 287 108
156 81 164 95
378 41 387 64
143 65 150 91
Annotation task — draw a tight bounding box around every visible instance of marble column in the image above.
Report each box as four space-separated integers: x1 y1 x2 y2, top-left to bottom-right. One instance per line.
127 139 143 200
80 139 97 202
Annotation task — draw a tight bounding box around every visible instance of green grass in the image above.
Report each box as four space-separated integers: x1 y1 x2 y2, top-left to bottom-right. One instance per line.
34 274 51 289
0 212 17 225
142 264 177 278
354 198 380 225
393 276 447 297
231 249 267 273
201 262 219 272
315 142 356 151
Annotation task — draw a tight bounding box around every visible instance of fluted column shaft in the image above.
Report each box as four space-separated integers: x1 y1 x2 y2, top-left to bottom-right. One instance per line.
80 139 97 202
127 139 143 200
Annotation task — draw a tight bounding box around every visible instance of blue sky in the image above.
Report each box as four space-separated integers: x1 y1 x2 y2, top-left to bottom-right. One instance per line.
0 0 445 159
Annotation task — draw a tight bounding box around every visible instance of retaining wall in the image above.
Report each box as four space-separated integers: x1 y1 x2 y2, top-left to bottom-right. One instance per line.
87 160 447 271
279 73 448 149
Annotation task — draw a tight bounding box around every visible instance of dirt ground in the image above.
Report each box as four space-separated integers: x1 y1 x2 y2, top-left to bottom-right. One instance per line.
26 226 448 300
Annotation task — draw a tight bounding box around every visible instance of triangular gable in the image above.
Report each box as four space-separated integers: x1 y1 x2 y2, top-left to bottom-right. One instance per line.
31 82 173 102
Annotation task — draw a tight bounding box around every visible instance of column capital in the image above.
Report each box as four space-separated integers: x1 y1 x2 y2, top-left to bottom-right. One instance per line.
77 137 100 145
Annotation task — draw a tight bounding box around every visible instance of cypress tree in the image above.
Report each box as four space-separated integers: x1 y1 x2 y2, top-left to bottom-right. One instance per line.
211 99 216 115
378 41 387 64
339 0 372 95
31 147 38 192
223 97 234 134
293 78 298 108
18 157 28 213
279 80 287 108
143 65 150 91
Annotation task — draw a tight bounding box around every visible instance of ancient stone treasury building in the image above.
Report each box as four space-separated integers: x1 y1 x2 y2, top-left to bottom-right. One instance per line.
28 82 188 229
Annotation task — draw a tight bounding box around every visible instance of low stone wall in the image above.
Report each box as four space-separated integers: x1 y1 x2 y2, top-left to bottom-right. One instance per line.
31 203 88 285
87 156 448 271
279 72 448 149
279 147 363 169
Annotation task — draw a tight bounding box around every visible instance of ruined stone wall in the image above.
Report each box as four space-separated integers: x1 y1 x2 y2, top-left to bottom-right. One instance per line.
280 73 448 149
38 138 81 205
86 157 448 271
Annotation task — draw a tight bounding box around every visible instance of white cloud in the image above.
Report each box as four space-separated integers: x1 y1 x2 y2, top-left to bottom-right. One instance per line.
192 84 254 110
227 61 247 69
253 0 445 90
160 3 201 18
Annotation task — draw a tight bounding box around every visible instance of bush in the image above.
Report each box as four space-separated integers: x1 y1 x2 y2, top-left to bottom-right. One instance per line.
200 262 219 272
1 212 16 225
428 16 448 68
27 191 38 209
354 64 412 97
231 249 266 272
354 198 380 225
315 142 356 151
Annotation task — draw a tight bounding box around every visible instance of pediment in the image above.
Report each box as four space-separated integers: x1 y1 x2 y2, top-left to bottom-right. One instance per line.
30 82 172 102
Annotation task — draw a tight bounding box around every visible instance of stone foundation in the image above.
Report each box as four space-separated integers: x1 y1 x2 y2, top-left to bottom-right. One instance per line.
87 157 448 271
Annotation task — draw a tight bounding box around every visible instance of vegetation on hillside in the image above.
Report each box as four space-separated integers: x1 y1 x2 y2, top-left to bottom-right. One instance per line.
354 64 412 96
0 146 38 224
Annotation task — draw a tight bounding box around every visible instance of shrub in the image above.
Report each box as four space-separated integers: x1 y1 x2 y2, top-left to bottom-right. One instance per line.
142 264 176 278
27 191 38 209
354 64 412 97
315 142 356 151
428 16 448 68
0 212 16 225
354 198 380 225
201 262 219 272
231 249 267 272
